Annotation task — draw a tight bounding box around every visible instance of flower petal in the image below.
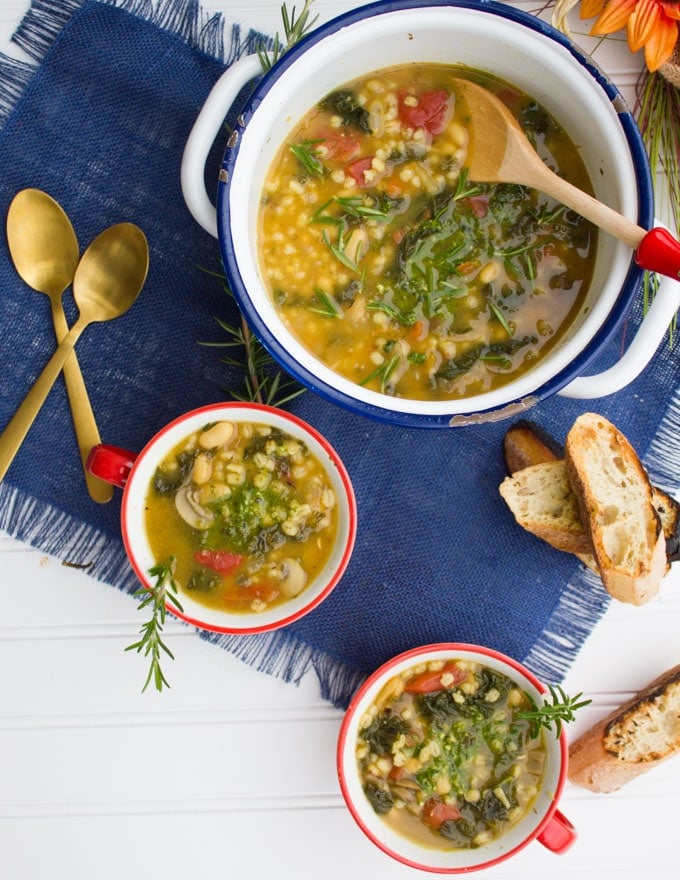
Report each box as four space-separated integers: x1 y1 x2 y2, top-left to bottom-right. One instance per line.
590 0 639 35
627 0 660 52
644 17 678 69
661 1 680 22
580 0 607 18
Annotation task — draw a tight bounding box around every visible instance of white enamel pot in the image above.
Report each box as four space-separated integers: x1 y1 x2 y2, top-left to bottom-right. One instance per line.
181 0 680 429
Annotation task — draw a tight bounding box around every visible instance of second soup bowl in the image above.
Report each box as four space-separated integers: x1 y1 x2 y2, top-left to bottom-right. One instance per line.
87 402 357 634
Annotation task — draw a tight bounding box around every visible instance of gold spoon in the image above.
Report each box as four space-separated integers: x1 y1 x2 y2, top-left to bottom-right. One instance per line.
453 78 680 278
0 222 149 483
6 189 113 503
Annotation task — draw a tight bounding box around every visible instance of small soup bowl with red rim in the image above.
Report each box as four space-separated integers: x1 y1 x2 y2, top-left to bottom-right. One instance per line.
337 643 575 873
87 402 357 635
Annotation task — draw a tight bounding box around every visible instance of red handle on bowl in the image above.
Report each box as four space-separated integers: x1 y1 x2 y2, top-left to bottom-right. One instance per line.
86 444 137 489
635 226 680 278
537 808 577 855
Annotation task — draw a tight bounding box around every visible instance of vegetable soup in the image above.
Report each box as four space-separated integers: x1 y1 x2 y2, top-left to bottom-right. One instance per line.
259 65 596 401
356 658 546 850
144 420 338 614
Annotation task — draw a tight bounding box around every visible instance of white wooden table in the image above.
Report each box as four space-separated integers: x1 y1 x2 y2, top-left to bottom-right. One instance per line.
1 2 679 878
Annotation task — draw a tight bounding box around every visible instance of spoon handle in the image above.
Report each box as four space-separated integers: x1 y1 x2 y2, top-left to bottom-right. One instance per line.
526 161 646 251
50 300 113 504
0 321 86 483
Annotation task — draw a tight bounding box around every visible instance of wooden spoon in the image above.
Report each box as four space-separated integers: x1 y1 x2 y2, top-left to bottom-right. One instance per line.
453 77 680 279
0 223 149 483
7 189 114 503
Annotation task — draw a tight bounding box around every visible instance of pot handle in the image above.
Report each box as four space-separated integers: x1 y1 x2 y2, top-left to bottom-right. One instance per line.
181 53 263 238
558 240 680 400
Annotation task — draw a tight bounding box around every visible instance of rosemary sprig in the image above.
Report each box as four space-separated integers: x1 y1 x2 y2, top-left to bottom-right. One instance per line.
366 299 417 326
206 315 305 406
198 268 304 406
126 558 184 693
289 140 326 177
257 0 319 71
310 287 341 317
488 300 513 336
322 226 360 271
518 684 592 739
360 353 400 392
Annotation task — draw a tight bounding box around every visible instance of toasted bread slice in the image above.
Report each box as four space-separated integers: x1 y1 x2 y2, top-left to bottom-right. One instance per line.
499 461 592 554
501 420 680 573
565 413 666 605
569 663 680 793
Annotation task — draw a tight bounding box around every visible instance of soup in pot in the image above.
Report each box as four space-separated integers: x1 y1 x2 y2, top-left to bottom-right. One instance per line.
259 65 596 401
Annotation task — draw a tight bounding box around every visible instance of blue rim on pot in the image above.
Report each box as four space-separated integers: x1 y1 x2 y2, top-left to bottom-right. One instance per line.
182 0 680 428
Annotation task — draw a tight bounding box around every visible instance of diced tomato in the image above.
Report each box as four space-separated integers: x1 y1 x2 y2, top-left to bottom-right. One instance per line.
193 549 244 574
404 661 467 694
421 798 461 829
321 131 361 163
457 260 480 276
346 156 374 187
398 89 453 135
388 765 404 781
465 194 490 219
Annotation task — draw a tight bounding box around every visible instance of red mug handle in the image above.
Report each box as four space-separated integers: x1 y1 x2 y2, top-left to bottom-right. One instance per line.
86 444 138 489
537 808 577 855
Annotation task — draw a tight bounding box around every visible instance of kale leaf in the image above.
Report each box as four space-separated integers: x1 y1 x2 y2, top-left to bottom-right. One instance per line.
152 450 196 495
320 90 371 134
364 781 394 816
362 713 409 755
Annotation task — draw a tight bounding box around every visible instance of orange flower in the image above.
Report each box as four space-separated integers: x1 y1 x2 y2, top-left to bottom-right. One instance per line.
581 0 680 71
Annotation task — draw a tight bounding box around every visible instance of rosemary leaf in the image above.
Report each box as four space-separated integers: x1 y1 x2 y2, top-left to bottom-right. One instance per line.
489 300 513 336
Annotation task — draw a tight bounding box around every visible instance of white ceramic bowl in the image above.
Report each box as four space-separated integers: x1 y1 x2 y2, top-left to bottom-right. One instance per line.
87 402 357 634
182 0 680 428
337 643 575 873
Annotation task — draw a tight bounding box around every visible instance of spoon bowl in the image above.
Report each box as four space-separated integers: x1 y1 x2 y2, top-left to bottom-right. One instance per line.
453 77 680 278
0 222 149 482
6 188 114 503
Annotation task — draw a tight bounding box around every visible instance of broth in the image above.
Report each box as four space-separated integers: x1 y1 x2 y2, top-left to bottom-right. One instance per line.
259 64 596 401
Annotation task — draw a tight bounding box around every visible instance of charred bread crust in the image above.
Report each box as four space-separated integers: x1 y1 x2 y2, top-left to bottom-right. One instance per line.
653 487 680 562
503 419 562 474
569 664 680 793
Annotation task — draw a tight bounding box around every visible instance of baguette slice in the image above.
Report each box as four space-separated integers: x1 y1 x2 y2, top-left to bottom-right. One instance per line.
499 419 679 579
569 663 680 793
565 413 666 606
499 460 593 554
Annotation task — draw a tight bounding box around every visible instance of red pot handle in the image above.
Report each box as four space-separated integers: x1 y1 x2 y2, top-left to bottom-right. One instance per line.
537 808 577 855
635 226 680 278
86 444 137 489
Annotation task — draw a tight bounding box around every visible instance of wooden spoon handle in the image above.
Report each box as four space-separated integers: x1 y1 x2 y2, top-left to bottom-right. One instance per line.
530 163 680 279
528 162 646 250
50 300 113 504
0 322 85 483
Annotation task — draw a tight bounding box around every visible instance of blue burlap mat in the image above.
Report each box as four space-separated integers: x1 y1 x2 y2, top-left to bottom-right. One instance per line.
1 0 678 706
